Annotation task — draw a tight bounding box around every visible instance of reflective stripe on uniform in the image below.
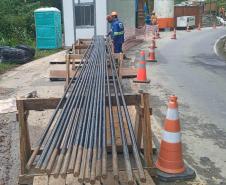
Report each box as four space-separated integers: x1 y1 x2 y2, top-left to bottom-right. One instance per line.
114 31 124 36
162 130 181 143
166 108 179 120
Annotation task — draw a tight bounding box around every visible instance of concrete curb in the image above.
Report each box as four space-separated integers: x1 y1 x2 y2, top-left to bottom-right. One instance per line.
214 34 226 61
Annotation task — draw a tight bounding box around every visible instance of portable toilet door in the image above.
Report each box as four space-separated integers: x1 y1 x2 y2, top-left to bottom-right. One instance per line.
34 7 62 49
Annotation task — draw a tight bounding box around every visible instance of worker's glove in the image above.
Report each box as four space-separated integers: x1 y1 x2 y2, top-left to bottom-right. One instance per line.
107 31 112 37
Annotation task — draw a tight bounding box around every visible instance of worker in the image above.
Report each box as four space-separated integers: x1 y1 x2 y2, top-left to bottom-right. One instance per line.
107 11 125 54
151 11 158 34
151 11 158 25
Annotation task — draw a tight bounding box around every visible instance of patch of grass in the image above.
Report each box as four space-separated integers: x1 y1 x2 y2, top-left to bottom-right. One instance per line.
34 49 62 60
0 62 19 74
0 48 62 75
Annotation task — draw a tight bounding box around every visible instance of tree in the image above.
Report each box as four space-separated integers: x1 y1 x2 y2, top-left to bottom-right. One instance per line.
0 0 62 46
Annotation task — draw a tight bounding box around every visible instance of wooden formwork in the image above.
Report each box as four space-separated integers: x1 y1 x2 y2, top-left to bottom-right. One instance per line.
49 39 91 65
16 92 156 185
49 49 137 82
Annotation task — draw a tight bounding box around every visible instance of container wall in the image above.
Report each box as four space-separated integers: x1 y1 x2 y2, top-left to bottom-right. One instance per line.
73 0 95 43
96 0 107 36
154 0 174 18
76 28 95 39
174 6 201 27
63 0 75 47
154 0 174 29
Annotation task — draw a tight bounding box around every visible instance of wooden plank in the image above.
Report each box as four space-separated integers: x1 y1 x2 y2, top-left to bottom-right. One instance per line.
102 172 120 185
21 94 141 111
66 174 80 185
79 38 92 42
73 45 89 49
135 106 143 150
33 175 48 185
118 170 130 185
49 175 66 185
49 53 83 65
16 99 31 174
49 70 76 81
117 67 137 79
32 145 134 157
113 53 123 60
50 60 83 65
69 54 84 60
66 54 70 87
133 170 155 185
141 93 153 167
66 173 101 185
49 67 136 81
22 98 62 110
18 174 34 185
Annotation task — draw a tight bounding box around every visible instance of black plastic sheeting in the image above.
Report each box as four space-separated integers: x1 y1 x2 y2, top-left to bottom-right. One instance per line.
0 45 35 64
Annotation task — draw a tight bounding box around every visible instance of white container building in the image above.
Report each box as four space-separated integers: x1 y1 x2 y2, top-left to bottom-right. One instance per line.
154 0 175 29
62 0 136 48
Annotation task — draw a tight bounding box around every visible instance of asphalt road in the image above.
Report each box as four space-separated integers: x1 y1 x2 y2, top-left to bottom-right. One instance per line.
154 27 226 184
157 27 226 129
128 27 226 184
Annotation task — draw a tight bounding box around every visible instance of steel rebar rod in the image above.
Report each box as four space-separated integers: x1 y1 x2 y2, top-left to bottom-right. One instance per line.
39 48 97 171
26 42 94 169
105 56 118 180
52 52 99 175
36 45 95 169
107 44 134 185
107 40 146 183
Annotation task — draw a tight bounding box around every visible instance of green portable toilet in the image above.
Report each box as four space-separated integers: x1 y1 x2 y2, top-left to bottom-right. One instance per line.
34 7 62 49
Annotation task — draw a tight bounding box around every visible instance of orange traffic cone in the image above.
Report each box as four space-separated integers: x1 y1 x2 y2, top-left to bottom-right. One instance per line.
156 95 185 174
133 51 150 83
171 28 177 40
147 45 157 63
186 25 190 32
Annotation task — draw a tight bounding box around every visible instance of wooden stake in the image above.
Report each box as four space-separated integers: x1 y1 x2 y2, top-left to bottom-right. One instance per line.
135 105 143 150
141 93 153 167
65 53 70 89
16 99 31 174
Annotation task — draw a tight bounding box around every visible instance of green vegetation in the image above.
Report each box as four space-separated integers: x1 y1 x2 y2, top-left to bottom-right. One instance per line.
0 0 62 74
0 62 19 74
34 49 62 60
0 0 62 46
0 48 62 74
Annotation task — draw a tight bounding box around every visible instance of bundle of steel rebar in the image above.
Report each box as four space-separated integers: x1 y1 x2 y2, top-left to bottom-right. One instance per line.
26 36 146 184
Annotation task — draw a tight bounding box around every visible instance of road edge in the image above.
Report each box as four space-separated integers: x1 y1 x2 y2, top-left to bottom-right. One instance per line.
214 34 226 61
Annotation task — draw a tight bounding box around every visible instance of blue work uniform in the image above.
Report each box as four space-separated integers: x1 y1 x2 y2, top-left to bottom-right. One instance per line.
111 18 125 53
145 15 151 25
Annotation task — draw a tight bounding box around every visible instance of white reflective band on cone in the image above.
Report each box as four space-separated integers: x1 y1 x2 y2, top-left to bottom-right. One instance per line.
163 130 181 143
166 108 179 120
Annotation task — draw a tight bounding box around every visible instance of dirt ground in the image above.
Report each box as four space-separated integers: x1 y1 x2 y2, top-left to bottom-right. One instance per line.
0 51 66 185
